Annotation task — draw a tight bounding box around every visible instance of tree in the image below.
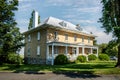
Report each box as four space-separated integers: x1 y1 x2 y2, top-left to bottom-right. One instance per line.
98 43 108 54
28 10 40 29
99 0 120 67
105 40 118 57
0 0 24 63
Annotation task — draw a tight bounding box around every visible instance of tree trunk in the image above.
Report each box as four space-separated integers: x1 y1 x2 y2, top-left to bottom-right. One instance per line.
115 44 120 67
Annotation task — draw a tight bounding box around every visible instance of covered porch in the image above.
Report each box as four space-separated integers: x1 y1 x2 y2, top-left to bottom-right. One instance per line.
46 42 98 65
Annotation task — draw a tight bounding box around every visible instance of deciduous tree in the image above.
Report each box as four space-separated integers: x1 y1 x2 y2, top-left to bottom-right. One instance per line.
99 0 120 67
0 0 24 63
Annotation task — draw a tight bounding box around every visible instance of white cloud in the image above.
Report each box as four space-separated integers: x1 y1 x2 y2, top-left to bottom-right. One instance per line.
16 19 29 32
68 19 96 24
83 26 112 44
46 0 73 6
18 3 31 12
73 7 101 13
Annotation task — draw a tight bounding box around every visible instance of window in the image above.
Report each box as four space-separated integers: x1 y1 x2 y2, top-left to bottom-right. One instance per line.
28 35 31 42
37 46 40 55
54 31 58 39
37 32 40 40
74 35 77 41
65 34 68 40
28 47 30 55
88 37 90 43
82 36 84 42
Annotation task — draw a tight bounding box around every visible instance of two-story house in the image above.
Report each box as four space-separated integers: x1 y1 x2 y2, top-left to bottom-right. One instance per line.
23 11 98 65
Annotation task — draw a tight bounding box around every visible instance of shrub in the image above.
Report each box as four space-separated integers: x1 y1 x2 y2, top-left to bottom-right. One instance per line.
98 54 110 61
77 55 86 63
54 54 68 65
8 53 23 64
88 54 97 61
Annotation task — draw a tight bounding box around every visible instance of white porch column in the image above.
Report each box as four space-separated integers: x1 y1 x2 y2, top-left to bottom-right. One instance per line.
76 47 79 56
96 47 98 57
46 45 49 59
90 48 93 54
65 46 68 55
46 45 49 64
51 44 54 65
82 46 84 55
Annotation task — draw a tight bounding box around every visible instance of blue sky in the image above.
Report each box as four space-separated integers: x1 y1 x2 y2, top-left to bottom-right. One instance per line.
15 0 112 44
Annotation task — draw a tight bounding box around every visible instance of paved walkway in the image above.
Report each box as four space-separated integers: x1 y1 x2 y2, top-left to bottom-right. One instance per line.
0 72 120 80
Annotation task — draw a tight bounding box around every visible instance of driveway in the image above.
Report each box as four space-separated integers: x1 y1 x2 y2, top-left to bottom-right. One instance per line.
0 72 120 80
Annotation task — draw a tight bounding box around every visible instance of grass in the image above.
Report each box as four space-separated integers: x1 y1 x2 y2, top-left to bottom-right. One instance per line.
0 61 120 74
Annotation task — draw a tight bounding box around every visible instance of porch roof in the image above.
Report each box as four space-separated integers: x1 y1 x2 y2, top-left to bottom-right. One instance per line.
47 41 98 49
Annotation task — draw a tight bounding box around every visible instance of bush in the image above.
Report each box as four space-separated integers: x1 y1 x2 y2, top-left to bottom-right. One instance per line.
98 54 110 61
88 54 97 61
8 53 23 64
77 55 86 63
54 54 68 65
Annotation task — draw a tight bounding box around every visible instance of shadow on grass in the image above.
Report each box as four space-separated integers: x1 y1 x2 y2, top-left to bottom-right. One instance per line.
53 71 101 79
1 62 117 78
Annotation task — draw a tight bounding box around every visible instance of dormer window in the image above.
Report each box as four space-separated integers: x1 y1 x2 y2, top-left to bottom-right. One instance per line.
59 21 67 27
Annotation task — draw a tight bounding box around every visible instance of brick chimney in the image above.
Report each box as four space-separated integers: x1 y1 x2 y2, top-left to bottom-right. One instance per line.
32 11 38 28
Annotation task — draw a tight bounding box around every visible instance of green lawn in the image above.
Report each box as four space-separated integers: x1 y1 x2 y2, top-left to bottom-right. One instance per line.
0 61 120 74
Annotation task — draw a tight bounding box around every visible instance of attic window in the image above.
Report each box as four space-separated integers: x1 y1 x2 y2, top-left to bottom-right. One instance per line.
59 21 67 27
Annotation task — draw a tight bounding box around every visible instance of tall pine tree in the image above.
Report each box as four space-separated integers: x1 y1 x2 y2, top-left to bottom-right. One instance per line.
99 0 120 67
0 0 24 63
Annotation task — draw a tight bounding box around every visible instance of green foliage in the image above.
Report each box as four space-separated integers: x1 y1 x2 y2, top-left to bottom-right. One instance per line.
76 55 86 63
98 43 108 54
99 0 120 67
8 53 23 64
88 54 97 61
99 54 110 61
105 40 118 57
98 42 118 57
0 0 24 63
54 54 68 65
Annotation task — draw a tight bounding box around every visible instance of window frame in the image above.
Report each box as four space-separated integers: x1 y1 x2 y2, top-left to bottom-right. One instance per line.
54 31 58 39
28 35 31 42
28 47 30 56
82 36 84 42
65 34 68 40
37 32 40 41
37 45 40 55
74 35 77 41
88 37 90 43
